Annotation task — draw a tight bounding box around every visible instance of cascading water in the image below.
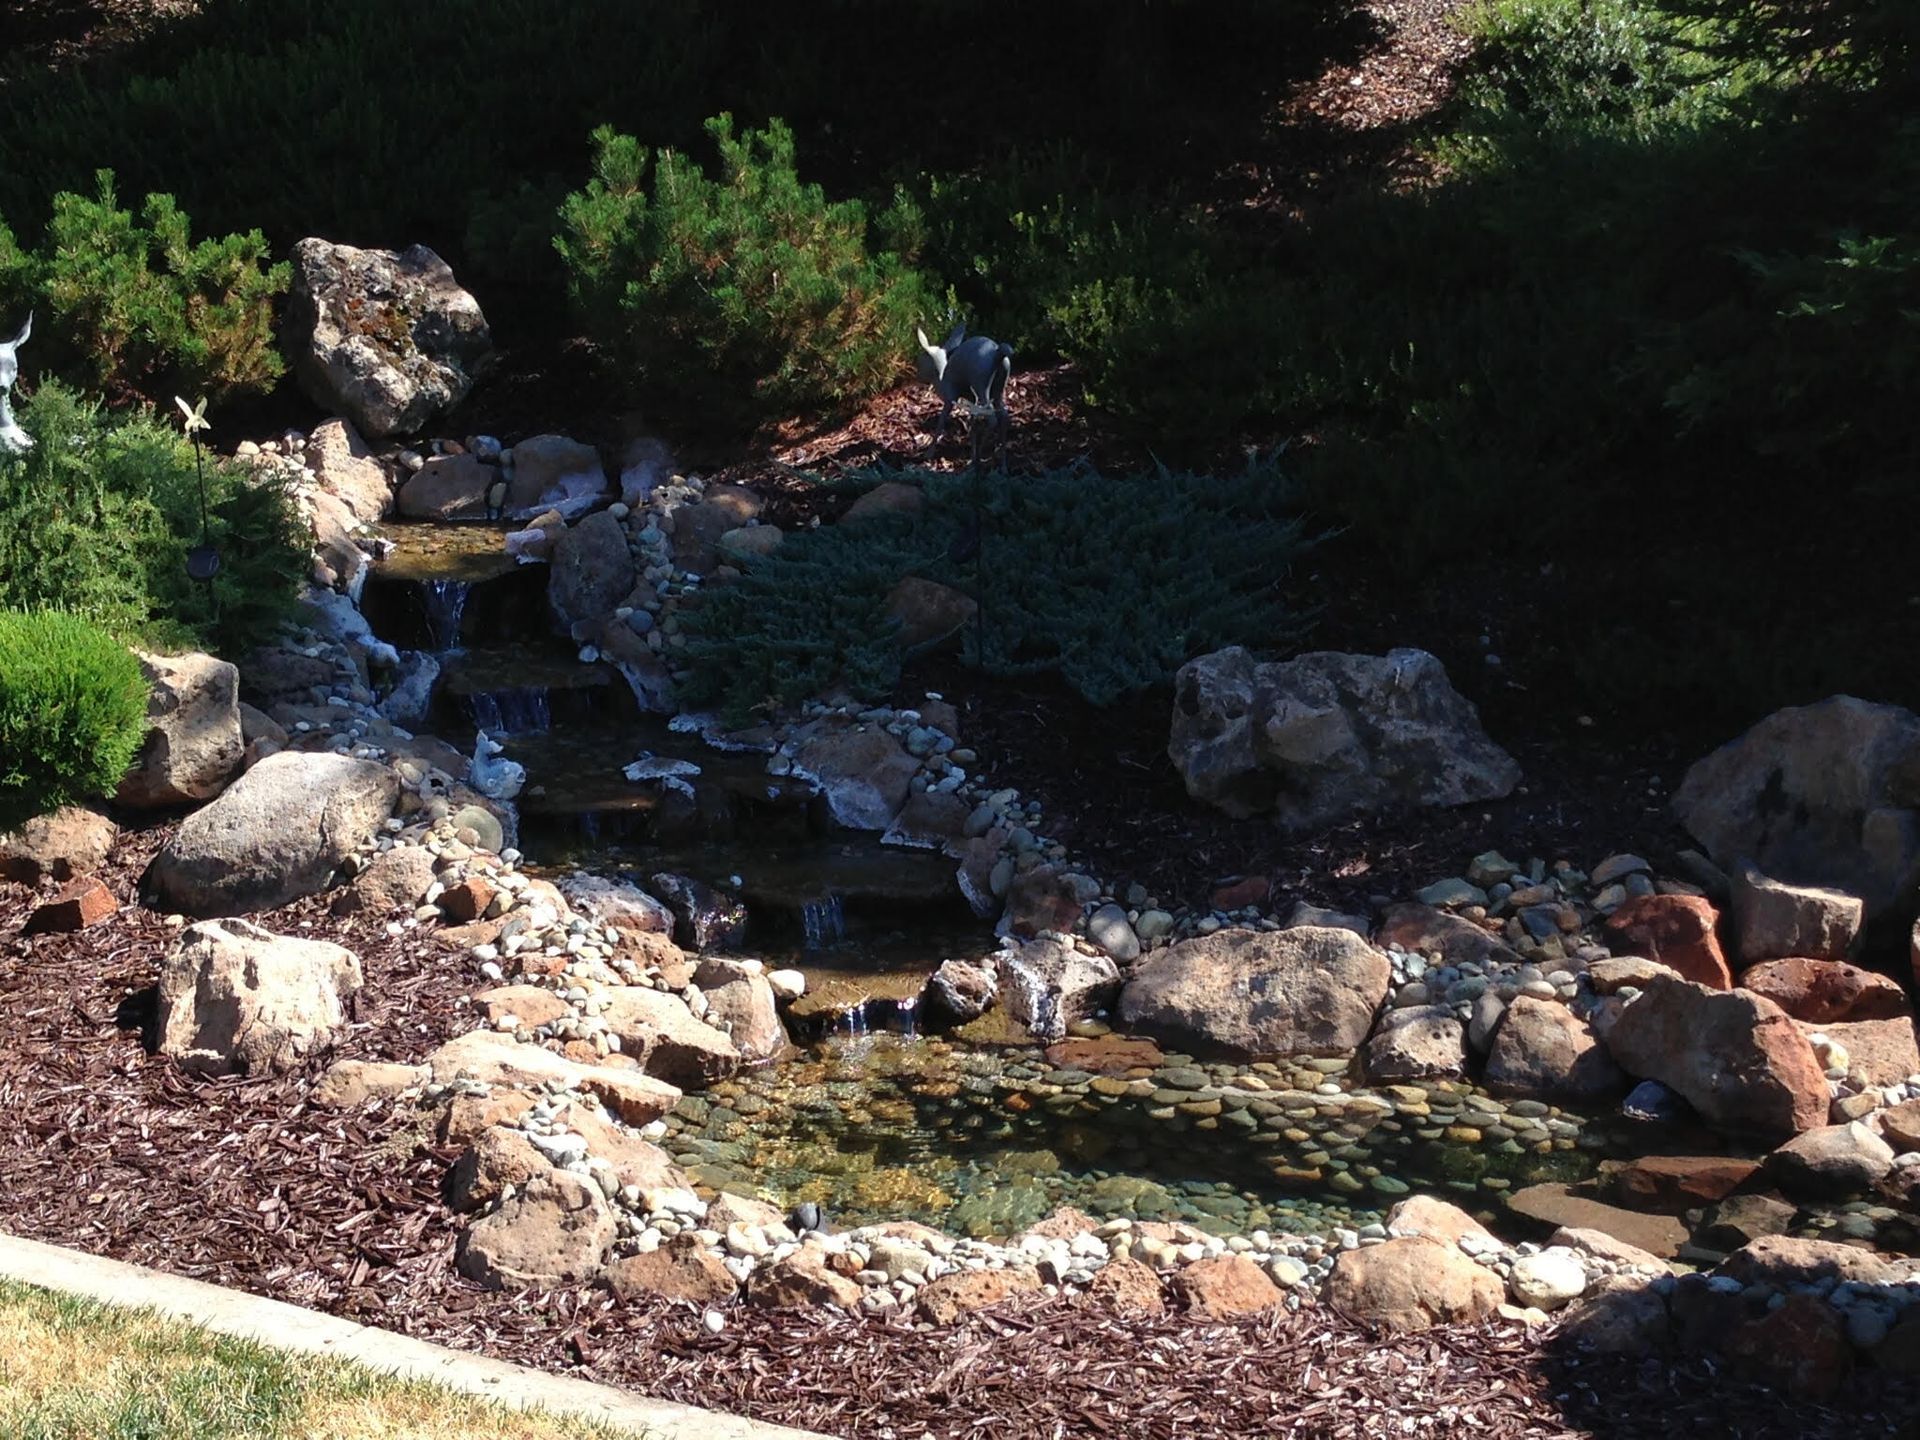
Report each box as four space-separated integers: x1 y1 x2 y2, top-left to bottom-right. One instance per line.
421 579 472 651
801 894 847 949
469 687 553 735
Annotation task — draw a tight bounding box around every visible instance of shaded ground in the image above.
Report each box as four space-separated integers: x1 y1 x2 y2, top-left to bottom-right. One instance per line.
1 832 1914 1440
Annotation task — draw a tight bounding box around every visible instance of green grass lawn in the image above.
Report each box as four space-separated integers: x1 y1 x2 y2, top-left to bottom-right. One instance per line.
0 1278 649 1440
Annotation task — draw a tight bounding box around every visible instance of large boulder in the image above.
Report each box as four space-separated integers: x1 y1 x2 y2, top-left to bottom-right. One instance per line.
549 510 635 631
0 806 117 884
504 434 606 519
304 417 391 523
600 986 741 1087
143 751 399 916
1728 862 1863 964
1483 996 1626 1101
117 652 244 808
692 958 786 1063
456 1171 614 1290
790 725 919 831
994 938 1120 1043
1327 1236 1504 1332
396 453 493 520
1118 926 1390 1059
157 918 362 1075
1673 695 1920 924
1604 976 1829 1137
1764 1122 1895 1198
286 238 492 439
1168 647 1519 827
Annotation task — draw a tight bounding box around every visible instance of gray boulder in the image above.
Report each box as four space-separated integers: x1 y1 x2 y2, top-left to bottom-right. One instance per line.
790 724 919 831
1673 695 1920 923
1365 1004 1467 1082
549 510 635 631
1765 1122 1896 1199
286 238 492 439
117 651 244 808
158 918 362 1075
1728 862 1863 964
1118 926 1390 1059
144 751 399 916
1169 647 1519 827
994 938 1120 1042
504 434 606 518
396 453 493 520
1483 996 1626 1101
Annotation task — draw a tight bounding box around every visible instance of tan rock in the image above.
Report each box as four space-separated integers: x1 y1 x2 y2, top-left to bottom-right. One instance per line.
117 651 243 808
605 1235 738 1305
158 919 361 1076
424 1030 680 1125
1559 1275 1671 1354
547 1101 685 1192
312 1059 429 1108
438 1089 537 1146
336 844 435 915
600 986 741 1087
305 417 391 523
704 1193 786 1231
1584 956 1678 995
692 959 786 1064
1727 1293 1851 1398
447 1126 551 1212
1173 1256 1284 1319
749 1242 862 1310
1327 1237 1503 1332
1384 1195 1494 1247
0 807 118 884
456 1171 613 1289
1609 1155 1760 1213
475 984 572 1029
1878 1097 1920 1153
1798 1015 1920 1087
1713 1234 1895 1290
915 1266 1043 1324
1547 1227 1668 1273
1505 1184 1689 1260
1483 995 1624 1101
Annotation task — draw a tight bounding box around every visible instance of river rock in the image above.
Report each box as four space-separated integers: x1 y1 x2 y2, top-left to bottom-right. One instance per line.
550 510 636 630
1765 1121 1895 1198
1327 1236 1504 1332
1729 863 1863 964
0 807 118 884
601 985 741 1087
1365 1004 1467 1081
505 434 605 518
1602 894 1731 989
456 1170 613 1290
144 751 399 916
750 1241 862 1310
995 938 1120 1043
425 1030 681 1125
790 725 919 831
117 651 244 808
1118 926 1390 1059
396 452 493 519
1484 996 1626 1101
1086 903 1142 962
287 238 492 439
1734 957 1907 1023
693 958 786 1063
921 958 998 1027
1507 1247 1588 1310
304 417 391 523
606 1234 739 1305
1174 1256 1284 1319
157 918 362 1076
1605 975 1828 1136
885 576 978 651
1167 646 1519 827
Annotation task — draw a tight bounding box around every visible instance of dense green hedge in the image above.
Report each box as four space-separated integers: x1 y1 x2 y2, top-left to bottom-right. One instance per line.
0 611 148 833
0 382 308 654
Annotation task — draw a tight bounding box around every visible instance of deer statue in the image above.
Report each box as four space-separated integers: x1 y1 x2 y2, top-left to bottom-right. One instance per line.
914 315 1012 454
0 311 32 457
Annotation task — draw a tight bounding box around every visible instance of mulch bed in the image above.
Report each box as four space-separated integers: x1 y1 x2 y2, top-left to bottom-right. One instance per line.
3 827 1918 1440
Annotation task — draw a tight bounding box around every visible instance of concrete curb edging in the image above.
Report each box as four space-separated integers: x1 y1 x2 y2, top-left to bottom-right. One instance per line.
0 1230 834 1440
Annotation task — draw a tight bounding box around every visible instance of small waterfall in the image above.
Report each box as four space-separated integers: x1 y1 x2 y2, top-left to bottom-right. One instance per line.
895 993 919 1041
421 579 472 651
835 1004 870 1040
469 687 552 735
800 895 846 949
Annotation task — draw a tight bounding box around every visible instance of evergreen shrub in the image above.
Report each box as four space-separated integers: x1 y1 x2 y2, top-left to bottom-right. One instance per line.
678 456 1317 722
0 611 148 833
556 117 937 418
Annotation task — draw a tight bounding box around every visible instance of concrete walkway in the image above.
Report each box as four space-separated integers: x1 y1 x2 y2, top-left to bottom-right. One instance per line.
0 1230 832 1440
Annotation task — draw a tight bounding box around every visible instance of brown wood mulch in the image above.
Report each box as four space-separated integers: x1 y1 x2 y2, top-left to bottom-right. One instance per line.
3 825 1917 1439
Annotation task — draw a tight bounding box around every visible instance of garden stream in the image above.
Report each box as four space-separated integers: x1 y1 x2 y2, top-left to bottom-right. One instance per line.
365 522 1720 1249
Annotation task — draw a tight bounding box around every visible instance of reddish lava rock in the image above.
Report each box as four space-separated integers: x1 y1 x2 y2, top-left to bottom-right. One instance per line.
22 876 118 934
1611 1155 1762 1214
439 876 495 923
1738 957 1910 1024
1604 895 1732 989
1211 874 1272 911
1729 1294 1852 1398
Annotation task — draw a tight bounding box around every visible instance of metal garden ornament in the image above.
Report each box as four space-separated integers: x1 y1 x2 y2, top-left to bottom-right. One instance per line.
174 395 221 583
